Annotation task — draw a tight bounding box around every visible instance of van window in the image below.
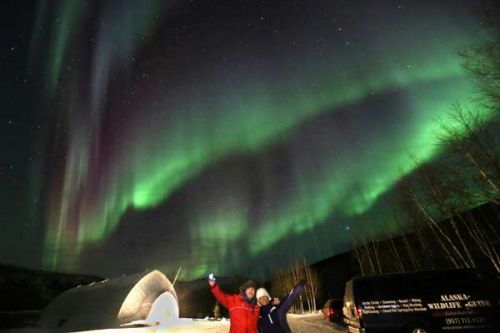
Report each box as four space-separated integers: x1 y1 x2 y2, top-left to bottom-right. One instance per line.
354 274 437 300
431 270 480 294
354 279 372 300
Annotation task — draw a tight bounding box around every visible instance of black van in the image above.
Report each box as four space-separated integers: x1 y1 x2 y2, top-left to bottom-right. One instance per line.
343 269 500 333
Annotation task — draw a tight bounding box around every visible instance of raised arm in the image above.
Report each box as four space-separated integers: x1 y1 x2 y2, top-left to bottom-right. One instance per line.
279 280 306 314
210 283 232 309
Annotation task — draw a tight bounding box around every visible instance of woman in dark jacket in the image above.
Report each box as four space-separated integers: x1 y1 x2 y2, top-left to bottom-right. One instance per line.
257 280 305 333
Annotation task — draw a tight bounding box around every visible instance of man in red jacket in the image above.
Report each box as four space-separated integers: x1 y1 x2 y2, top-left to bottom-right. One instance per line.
208 274 260 333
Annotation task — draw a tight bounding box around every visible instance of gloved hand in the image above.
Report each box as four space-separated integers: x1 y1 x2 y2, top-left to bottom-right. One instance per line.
208 273 216 286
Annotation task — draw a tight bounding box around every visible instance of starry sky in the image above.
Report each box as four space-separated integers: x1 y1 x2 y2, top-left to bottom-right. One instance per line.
1 0 494 280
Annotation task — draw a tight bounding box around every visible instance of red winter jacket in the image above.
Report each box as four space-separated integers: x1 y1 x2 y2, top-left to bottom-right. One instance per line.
211 283 260 333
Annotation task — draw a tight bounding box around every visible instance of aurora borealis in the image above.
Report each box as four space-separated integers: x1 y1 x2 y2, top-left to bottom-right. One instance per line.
1 0 495 279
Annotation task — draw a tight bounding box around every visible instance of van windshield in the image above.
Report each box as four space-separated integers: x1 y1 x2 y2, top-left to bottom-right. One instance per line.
345 280 353 303
344 279 354 317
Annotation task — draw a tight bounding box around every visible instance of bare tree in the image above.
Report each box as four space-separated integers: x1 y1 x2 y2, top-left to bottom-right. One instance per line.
388 234 405 272
438 105 500 204
418 162 476 268
213 301 221 319
351 237 366 276
396 178 463 269
461 3 500 109
270 260 319 313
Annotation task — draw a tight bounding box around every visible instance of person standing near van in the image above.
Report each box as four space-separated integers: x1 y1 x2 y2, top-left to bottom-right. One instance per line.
208 273 260 333
256 280 305 333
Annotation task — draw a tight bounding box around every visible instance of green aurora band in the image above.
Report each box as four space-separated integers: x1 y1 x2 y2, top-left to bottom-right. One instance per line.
38 0 493 278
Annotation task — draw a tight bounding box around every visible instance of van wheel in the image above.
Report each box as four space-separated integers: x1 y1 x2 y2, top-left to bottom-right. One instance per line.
405 322 431 333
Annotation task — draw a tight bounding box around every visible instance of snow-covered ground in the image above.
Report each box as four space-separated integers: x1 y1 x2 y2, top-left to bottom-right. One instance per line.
3 313 347 333
287 313 347 333
73 313 346 333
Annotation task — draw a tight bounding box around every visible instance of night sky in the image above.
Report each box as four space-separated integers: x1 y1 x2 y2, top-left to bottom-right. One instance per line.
1 0 494 280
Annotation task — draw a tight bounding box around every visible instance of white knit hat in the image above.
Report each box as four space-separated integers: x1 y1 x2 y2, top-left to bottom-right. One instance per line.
256 288 271 300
